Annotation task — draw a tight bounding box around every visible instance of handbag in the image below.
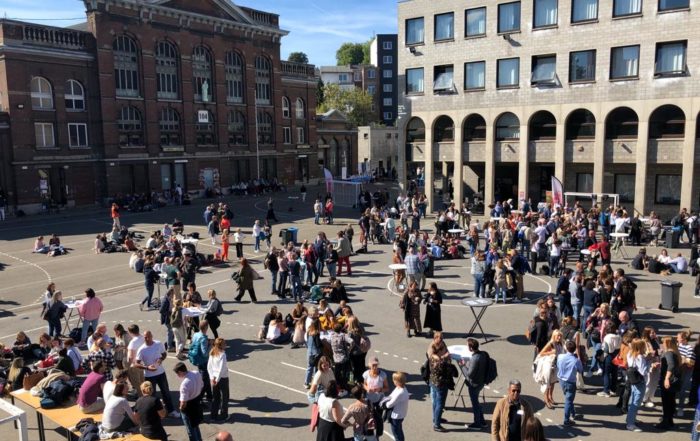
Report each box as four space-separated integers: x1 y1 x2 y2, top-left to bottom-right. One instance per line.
612 352 627 369
23 371 45 390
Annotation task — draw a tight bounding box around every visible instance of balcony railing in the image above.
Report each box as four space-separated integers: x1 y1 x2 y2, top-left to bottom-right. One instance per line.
281 61 317 80
22 25 87 50
240 7 279 27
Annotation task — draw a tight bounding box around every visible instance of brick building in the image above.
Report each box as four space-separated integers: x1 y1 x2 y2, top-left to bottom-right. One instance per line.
398 0 700 217
0 0 319 212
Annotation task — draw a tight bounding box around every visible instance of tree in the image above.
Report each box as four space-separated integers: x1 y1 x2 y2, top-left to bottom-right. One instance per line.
317 83 375 127
316 78 325 107
336 42 365 65
287 51 309 64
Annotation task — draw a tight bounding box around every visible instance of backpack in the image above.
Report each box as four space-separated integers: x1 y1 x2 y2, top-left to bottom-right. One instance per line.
41 379 73 406
359 335 371 353
483 352 498 385
525 319 538 345
420 358 430 383
215 299 224 317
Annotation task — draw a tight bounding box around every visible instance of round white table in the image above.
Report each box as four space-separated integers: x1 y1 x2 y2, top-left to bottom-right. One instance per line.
389 263 407 271
610 232 630 259
448 228 465 236
182 307 207 318
63 300 85 331
461 298 494 343
448 344 473 362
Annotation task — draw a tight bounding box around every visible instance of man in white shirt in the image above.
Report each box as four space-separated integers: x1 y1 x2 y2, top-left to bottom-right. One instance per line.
175 362 204 441
126 324 145 397
135 330 178 417
669 253 688 273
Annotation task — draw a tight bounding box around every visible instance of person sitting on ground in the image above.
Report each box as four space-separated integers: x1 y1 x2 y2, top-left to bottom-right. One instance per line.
631 248 649 271
78 361 107 413
260 306 278 340
54 348 76 377
319 308 337 332
33 236 49 254
327 279 349 303
94 234 106 254
102 382 139 433
266 313 291 344
668 252 688 274
172 218 184 236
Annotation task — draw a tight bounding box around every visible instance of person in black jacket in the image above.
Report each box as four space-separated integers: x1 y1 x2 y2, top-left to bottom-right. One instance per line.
159 288 175 351
533 309 550 356
141 259 159 310
465 338 489 430
557 269 573 318
45 291 67 338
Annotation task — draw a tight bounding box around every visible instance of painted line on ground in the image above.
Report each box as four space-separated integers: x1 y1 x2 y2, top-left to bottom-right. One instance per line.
0 250 52 283
281 361 306 371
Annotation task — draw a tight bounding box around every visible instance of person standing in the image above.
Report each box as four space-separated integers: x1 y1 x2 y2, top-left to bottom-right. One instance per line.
676 330 696 416
174 362 204 441
423 282 443 335
265 248 280 297
134 381 168 441
79 288 103 347
207 338 229 422
491 380 534 441
656 336 683 430
188 321 212 404
233 228 244 259
427 332 451 432
207 215 219 245
403 247 422 291
384 372 409 441
288 253 303 302
44 291 67 338
400 283 422 338
465 338 488 430
625 338 649 432
326 243 338 279
335 231 352 276
300 184 307 202
126 324 145 397
234 258 258 303
252 220 262 253
266 198 279 223
557 340 584 426
111 203 121 228
142 259 158 310
135 331 179 418
220 231 230 262
314 199 323 225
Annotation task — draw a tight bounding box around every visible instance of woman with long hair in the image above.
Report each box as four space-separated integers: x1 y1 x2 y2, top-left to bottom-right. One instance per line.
656 336 682 430
7 358 30 391
44 290 67 338
641 326 661 407
305 319 322 389
315 380 345 441
112 323 130 370
538 330 564 409
207 338 229 421
625 338 649 432
346 316 367 385
676 330 696 415
493 259 507 303
204 289 222 339
423 282 443 335
598 321 620 398
220 230 230 261
170 299 186 359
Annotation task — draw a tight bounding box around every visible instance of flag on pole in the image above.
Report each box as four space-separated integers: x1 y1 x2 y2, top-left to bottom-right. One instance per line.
324 168 333 194
551 176 564 207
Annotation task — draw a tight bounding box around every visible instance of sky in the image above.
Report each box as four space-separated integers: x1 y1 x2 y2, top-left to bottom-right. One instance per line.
0 0 398 67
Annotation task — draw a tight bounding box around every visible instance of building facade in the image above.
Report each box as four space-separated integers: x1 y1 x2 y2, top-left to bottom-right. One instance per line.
358 126 399 176
0 0 319 212
316 109 358 179
397 0 700 217
319 64 381 121
370 34 398 126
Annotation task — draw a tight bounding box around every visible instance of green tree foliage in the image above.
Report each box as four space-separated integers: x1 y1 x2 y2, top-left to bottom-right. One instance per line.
287 51 309 64
336 42 365 65
317 83 375 127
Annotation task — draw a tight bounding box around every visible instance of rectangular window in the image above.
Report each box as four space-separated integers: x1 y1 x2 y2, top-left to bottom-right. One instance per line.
406 68 424 93
297 127 305 144
406 17 425 45
68 123 88 147
383 70 393 78
659 0 689 10
383 84 393 92
433 65 454 92
534 0 558 27
466 7 487 37
434 12 454 41
34 123 55 148
613 0 642 16
569 50 596 82
283 127 291 144
339 73 349 83
655 174 681 204
497 58 520 88
383 97 393 106
383 55 393 64
383 112 393 120
498 2 521 33
367 69 376 79
576 173 593 192
572 0 598 21
615 174 635 202
353 72 361 81
531 55 557 85
383 41 393 50
367 85 376 95
610 45 640 79
465 61 486 90
655 41 687 76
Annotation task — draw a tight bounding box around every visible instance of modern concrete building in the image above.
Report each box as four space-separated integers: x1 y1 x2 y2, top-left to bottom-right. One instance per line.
370 34 399 126
397 0 699 217
358 126 399 177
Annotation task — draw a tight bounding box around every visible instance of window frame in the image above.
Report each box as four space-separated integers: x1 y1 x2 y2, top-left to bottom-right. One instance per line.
654 40 688 77
113 35 140 98
658 0 689 11
571 0 599 23
383 84 393 93
383 70 393 78
296 126 306 144
434 12 455 41
383 112 393 120
405 17 425 45
257 111 273 145
576 173 594 192
433 64 455 94
255 56 272 105
530 54 558 86
67 122 89 148
655 174 681 205
610 45 640 80
533 0 559 28
405 68 425 94
283 126 292 144
31 77 54 110
497 57 520 88
155 40 179 100
367 69 376 79
194 110 216 146
295 98 305 120
465 7 487 38
282 97 291 119
498 1 521 33
383 97 393 106
367 85 376 95
225 51 244 104
569 49 596 83
227 111 246 145
117 106 144 147
383 55 393 64
614 173 635 202
64 79 85 111
383 41 393 50
612 0 643 17
159 107 181 147
464 61 486 90
34 122 55 148
192 46 214 102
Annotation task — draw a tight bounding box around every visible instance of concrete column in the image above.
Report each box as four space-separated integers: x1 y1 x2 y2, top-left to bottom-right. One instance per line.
424 126 434 213
680 119 697 210
593 121 606 194
396 118 408 193
518 125 529 201
634 121 649 215
453 124 464 206
484 123 495 208
554 122 566 186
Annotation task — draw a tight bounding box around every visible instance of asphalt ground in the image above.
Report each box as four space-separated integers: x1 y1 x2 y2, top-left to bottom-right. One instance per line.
0 185 698 441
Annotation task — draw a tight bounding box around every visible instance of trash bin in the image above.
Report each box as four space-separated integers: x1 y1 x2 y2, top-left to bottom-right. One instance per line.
659 280 682 312
424 256 435 278
288 227 298 244
666 227 680 249
279 228 292 245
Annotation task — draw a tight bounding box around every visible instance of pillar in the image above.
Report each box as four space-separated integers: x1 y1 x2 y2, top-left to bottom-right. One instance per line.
634 121 649 215
518 124 529 202
680 119 697 210
424 125 434 213
453 123 464 206
554 121 566 192
484 122 495 208
592 121 605 194
397 118 408 193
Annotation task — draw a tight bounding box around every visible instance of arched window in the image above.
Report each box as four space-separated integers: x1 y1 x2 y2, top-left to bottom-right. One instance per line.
30 77 53 109
257 111 273 144
159 108 181 146
228 111 246 144
113 35 139 97
605 107 638 139
649 105 685 139
495 112 520 141
433 116 455 142
117 106 143 147
225 52 244 103
463 114 486 141
156 41 179 99
406 117 425 143
282 97 290 118
64 80 84 111
193 46 213 102
295 98 305 119
565 109 596 140
255 56 271 104
528 111 556 141
195 110 216 145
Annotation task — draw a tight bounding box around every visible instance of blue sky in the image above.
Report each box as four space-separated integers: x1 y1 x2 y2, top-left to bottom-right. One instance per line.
0 0 398 66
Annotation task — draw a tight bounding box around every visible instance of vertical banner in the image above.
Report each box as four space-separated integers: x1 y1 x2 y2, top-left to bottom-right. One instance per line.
324 168 333 194
551 176 564 207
